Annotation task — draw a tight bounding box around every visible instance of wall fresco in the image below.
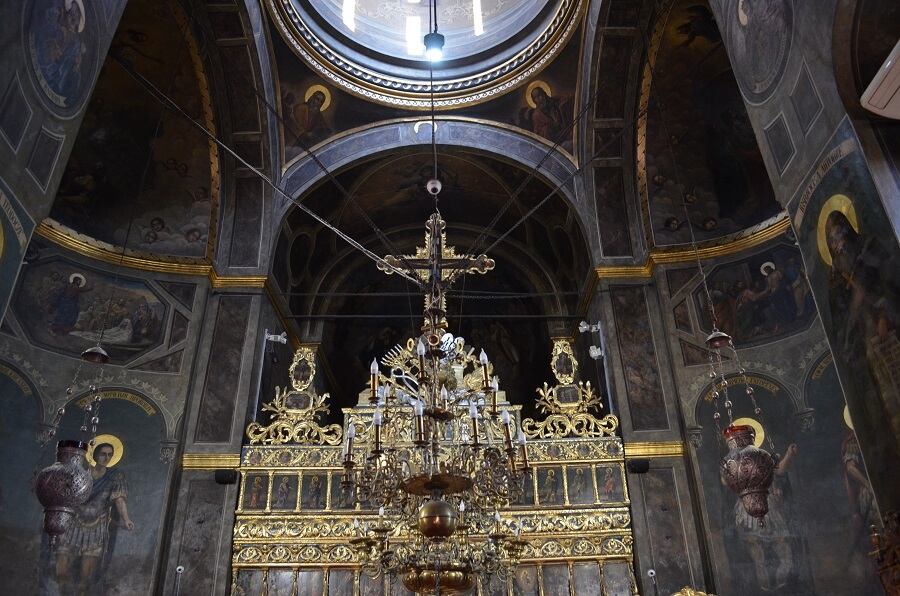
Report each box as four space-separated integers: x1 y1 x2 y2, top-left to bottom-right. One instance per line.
791 127 900 509
692 363 879 595
12 258 167 364
0 380 172 596
46 0 213 258
646 0 782 247
693 245 816 347
610 286 668 430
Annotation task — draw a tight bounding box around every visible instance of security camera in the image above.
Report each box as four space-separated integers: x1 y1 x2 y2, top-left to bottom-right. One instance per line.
426 179 442 195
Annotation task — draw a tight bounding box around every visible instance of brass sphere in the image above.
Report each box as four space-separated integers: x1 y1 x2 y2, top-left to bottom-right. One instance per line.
403 565 474 595
417 499 458 538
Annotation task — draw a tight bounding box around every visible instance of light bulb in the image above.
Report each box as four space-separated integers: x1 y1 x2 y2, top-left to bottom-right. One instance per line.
348 424 356 439
417 339 427 357
414 401 423 416
373 407 382 426
479 349 489 365
469 403 479 419
501 408 510 425
370 358 379 374
423 31 444 61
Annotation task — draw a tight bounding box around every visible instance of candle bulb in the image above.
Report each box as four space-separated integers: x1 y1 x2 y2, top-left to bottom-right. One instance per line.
369 358 379 403
414 400 425 443
517 428 529 469
480 349 490 382
491 376 499 415
417 339 427 379
354 518 360 535
373 407 382 452
440 386 449 409
379 506 384 519
345 422 356 464
469 402 480 447
501 408 513 450
515 518 521 537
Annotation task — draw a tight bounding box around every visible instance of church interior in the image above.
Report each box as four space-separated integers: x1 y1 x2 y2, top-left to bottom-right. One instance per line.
0 0 898 594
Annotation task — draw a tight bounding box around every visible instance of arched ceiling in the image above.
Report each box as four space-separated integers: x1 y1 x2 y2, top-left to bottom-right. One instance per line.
271 149 590 411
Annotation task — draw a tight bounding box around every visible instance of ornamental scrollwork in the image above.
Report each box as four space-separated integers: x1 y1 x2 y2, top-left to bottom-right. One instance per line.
521 369 620 439
245 347 343 446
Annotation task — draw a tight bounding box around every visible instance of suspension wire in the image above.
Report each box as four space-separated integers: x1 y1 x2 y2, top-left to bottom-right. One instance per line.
173 10 419 278
275 290 580 298
637 0 771 447
444 0 682 285
110 54 421 286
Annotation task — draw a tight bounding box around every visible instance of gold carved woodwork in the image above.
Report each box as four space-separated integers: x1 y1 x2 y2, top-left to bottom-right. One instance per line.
245 347 343 445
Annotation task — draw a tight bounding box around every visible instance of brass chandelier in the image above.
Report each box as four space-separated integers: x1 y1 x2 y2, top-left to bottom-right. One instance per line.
341 212 532 595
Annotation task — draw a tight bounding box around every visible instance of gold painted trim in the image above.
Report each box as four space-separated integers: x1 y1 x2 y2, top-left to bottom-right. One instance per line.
593 217 792 280
36 222 211 275
623 441 684 458
182 453 241 469
208 268 267 288
594 263 654 279
267 0 585 108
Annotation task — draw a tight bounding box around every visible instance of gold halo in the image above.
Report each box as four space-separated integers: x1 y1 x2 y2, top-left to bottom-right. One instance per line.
304 85 331 111
817 194 858 266
69 273 86 285
732 417 764 448
525 81 552 108
759 261 775 276
843 405 854 430
88 434 124 467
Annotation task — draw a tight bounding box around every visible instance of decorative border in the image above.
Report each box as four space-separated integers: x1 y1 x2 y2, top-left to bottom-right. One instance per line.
183 453 241 469
266 0 585 108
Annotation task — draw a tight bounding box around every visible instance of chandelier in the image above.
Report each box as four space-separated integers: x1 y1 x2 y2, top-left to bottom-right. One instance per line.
341 212 531 595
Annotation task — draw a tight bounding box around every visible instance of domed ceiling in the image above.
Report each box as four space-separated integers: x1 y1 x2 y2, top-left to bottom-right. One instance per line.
266 0 583 106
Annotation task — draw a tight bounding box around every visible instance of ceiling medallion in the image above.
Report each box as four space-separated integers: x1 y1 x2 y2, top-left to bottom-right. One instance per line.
266 0 584 108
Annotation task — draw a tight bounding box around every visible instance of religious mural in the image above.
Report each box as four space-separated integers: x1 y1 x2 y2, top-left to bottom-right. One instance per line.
47 0 213 259
791 124 900 507
273 20 581 166
692 361 880 595
694 245 816 347
12 258 167 364
0 373 172 596
0 179 35 319
26 0 99 116
645 0 782 247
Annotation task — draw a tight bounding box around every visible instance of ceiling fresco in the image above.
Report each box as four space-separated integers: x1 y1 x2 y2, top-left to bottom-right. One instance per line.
47 0 214 260
266 0 583 107
643 0 784 247
274 22 581 166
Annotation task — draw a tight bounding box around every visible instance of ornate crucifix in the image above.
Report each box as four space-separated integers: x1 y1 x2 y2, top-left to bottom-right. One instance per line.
378 212 494 332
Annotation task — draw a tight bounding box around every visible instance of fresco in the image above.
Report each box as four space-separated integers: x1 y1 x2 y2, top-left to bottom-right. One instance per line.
645 0 782 247
0 180 35 319
12 258 167 364
610 286 668 430
693 245 816 347
26 0 100 116
692 365 880 595
0 363 45 592
791 127 900 507
47 0 213 258
720 0 793 104
273 23 582 165
0 386 171 596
